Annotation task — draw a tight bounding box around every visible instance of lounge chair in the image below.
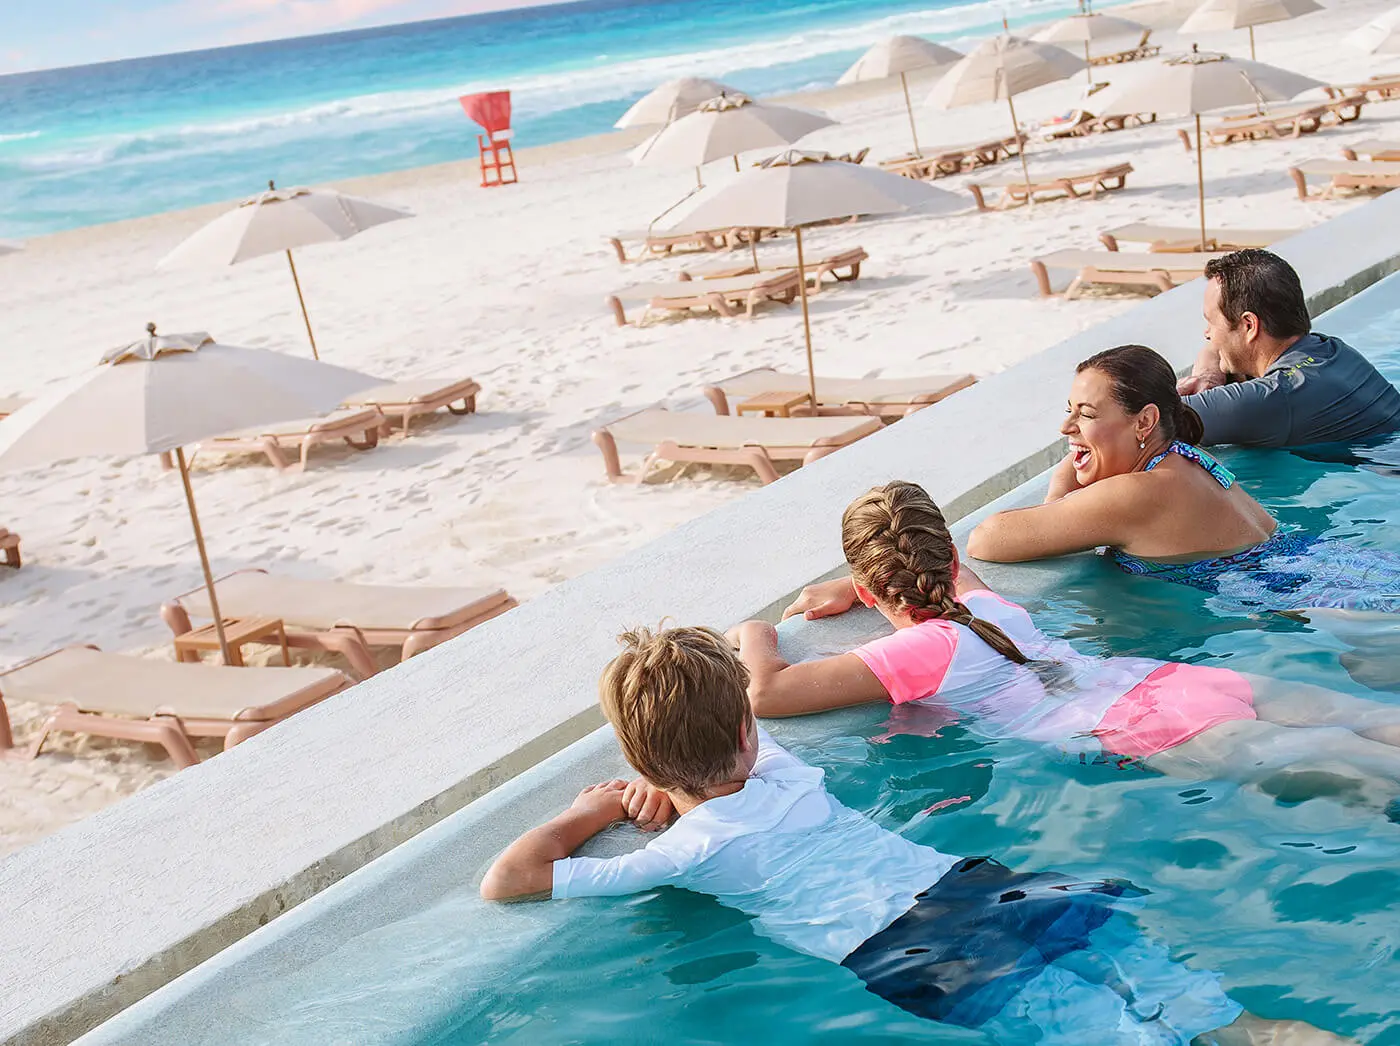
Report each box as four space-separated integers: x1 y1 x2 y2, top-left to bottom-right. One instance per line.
0 646 350 767
341 377 481 433
0 528 18 568
1287 158 1400 200
196 407 387 471
1098 224 1297 252
1086 31 1161 65
162 569 517 680
702 367 976 420
678 247 868 291
606 270 802 326
1341 139 1400 161
1330 74 1400 102
880 135 1024 179
967 164 1134 211
1041 111 1155 141
1029 249 1231 299
592 408 882 485
1180 96 1366 149
607 227 764 264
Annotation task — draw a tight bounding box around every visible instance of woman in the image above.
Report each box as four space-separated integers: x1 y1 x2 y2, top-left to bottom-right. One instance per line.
964 345 1400 613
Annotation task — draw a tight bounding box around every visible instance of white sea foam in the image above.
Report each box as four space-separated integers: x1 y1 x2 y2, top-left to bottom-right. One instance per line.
0 131 42 144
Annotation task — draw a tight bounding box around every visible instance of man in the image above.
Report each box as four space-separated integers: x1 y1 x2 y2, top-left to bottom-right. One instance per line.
1178 249 1400 447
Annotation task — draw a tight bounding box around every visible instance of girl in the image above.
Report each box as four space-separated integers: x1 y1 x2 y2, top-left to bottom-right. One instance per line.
733 480 1400 813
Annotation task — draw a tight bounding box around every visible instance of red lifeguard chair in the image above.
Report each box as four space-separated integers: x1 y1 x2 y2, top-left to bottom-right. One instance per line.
459 91 517 187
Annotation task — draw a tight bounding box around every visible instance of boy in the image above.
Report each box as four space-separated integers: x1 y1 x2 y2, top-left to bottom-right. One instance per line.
482 626 1347 1044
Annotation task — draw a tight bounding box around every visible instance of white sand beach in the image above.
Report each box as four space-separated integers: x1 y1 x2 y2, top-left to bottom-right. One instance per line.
2 0 1398 854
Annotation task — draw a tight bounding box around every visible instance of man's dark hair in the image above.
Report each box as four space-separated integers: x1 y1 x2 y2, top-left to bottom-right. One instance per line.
1203 249 1311 340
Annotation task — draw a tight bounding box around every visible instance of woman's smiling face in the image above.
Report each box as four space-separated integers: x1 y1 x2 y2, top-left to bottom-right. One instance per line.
1061 367 1152 486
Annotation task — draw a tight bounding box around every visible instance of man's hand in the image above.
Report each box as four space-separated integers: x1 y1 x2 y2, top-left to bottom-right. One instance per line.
570 780 628 824
623 778 675 832
1177 371 1225 395
781 576 859 621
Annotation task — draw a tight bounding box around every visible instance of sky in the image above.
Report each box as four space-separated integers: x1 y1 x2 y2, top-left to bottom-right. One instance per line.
0 0 553 74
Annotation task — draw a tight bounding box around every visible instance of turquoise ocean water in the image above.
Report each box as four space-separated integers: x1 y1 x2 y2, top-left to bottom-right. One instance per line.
0 0 1079 238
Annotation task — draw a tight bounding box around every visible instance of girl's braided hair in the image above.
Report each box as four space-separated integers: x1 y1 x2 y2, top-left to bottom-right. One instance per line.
841 481 1030 665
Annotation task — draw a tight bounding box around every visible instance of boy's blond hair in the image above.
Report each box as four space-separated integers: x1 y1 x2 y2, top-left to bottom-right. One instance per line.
599 626 753 797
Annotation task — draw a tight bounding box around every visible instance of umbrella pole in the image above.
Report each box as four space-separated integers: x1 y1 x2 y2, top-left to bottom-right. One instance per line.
695 166 703 188
285 250 320 361
1248 25 1256 61
1084 42 1093 87
733 155 741 173
1006 95 1033 202
795 226 817 409
1196 113 1207 252
175 447 233 666
900 73 922 157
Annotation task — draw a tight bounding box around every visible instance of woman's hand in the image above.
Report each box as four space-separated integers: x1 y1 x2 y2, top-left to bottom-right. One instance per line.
623 778 675 832
781 576 858 621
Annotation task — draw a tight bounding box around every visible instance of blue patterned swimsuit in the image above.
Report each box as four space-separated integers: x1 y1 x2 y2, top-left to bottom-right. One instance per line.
1108 442 1400 612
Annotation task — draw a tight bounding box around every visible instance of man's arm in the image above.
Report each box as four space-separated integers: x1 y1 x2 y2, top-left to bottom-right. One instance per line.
1183 379 1290 447
1177 343 1229 395
481 782 629 901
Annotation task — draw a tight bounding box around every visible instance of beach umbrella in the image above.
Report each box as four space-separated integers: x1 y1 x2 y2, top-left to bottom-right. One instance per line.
1106 0 1207 30
837 36 963 157
927 34 1086 190
614 77 743 128
0 240 22 254
656 150 962 405
1346 6 1400 53
0 325 377 662
630 94 837 173
157 183 412 361
1091 46 1321 248
1031 12 1150 83
1180 0 1322 59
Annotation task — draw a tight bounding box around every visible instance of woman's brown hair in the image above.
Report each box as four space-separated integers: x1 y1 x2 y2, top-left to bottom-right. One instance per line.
1076 344 1205 446
841 481 1030 665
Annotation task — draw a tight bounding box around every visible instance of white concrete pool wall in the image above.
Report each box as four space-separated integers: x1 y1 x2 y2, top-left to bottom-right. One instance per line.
5 191 1400 1046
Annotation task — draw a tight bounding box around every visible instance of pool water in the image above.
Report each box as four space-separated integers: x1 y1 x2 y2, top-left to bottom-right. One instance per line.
86 274 1400 1046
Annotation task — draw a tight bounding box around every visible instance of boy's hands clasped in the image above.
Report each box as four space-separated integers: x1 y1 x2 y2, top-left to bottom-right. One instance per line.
573 778 674 832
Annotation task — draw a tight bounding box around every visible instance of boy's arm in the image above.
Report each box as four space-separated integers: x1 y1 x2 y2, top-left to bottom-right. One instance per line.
480 781 628 901
734 620 890 717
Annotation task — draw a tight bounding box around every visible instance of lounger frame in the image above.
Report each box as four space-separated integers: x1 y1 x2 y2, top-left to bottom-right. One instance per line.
607 271 801 327
679 247 867 291
968 164 1134 211
196 408 388 471
1288 160 1400 200
702 370 976 420
349 379 480 433
0 529 19 569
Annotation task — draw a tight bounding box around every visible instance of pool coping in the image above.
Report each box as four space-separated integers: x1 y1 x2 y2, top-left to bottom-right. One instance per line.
5 190 1400 1046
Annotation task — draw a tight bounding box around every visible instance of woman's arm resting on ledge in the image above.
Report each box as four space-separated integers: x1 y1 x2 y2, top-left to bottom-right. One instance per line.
734 620 889 716
481 782 628 901
967 476 1149 563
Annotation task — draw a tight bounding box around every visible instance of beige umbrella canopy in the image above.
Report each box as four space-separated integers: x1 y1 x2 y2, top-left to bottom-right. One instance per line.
614 77 743 128
927 34 1086 189
657 150 963 404
838 36 963 156
1180 0 1322 58
1107 0 1207 29
0 240 22 254
630 93 837 172
1032 12 1150 83
1091 47 1321 247
1346 6 1400 53
0 326 378 661
158 183 413 361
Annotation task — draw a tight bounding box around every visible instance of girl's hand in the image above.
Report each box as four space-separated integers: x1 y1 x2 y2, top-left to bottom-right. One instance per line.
623 778 675 832
781 577 859 620
570 780 628 823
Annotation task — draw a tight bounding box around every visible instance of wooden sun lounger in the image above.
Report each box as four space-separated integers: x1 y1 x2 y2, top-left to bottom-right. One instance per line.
607 227 765 264
0 529 19 569
341 377 481 433
1042 111 1156 141
702 367 977 420
968 164 1134 211
1341 139 1400 161
880 135 1025 180
1180 96 1366 148
606 270 802 326
1330 75 1400 102
679 247 868 291
1099 223 1297 252
1029 249 1232 299
1086 31 1160 66
592 408 882 485
197 407 387 471
1288 158 1400 199
162 569 517 680
0 646 350 767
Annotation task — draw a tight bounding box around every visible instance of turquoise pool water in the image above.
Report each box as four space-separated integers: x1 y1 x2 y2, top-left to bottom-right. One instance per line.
409 276 1400 1045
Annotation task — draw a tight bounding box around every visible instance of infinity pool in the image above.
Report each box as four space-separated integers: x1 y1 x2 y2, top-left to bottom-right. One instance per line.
77 273 1400 1045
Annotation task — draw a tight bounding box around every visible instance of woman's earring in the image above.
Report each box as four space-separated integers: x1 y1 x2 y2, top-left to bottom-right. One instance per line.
1139 439 1146 449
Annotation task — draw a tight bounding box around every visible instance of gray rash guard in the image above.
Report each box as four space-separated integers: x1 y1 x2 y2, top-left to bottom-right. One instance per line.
1185 332 1400 447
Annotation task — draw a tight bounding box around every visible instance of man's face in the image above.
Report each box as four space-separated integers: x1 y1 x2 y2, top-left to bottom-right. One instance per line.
1203 277 1249 374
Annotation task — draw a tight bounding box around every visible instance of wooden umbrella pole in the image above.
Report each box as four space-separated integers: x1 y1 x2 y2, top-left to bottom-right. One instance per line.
1196 113 1207 252
1248 25 1256 61
175 447 233 665
733 155 741 173
1084 41 1093 87
1007 94 1033 202
285 250 320 361
901 72 922 157
795 226 817 409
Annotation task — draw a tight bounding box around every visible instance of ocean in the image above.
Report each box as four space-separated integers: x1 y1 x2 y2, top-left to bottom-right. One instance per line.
0 0 1077 237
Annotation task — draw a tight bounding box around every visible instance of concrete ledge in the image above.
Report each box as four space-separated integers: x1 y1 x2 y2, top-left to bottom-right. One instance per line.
5 189 1400 1046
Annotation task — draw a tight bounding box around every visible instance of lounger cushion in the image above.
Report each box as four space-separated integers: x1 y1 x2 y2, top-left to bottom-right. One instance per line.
0 648 344 721
606 409 881 449
182 571 513 632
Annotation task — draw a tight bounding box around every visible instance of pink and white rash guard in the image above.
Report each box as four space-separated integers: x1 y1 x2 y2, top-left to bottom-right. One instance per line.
851 590 1256 759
